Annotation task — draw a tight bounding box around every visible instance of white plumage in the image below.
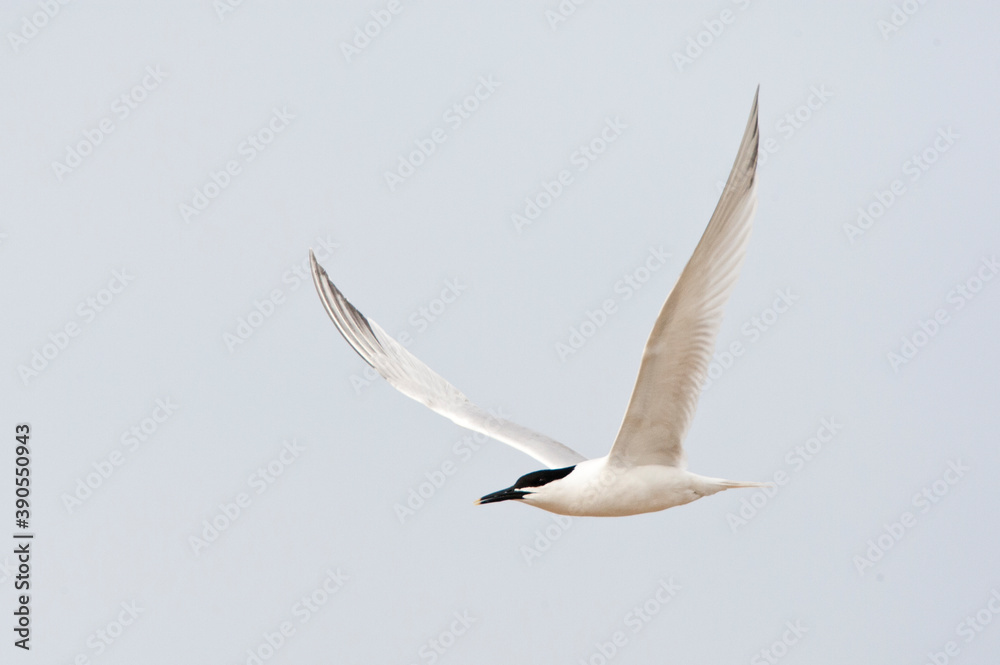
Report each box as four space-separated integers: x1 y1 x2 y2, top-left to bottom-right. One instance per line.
311 89 769 517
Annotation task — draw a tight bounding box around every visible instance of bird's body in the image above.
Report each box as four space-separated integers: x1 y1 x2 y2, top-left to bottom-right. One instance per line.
311 89 769 518
489 458 756 517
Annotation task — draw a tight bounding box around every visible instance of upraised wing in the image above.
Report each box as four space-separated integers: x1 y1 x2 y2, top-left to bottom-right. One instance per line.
608 88 760 468
310 253 586 469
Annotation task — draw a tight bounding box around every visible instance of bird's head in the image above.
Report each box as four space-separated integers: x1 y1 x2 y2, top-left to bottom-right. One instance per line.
476 465 576 506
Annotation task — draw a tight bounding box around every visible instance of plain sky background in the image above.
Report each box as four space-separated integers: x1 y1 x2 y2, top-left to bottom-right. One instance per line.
2 1 999 663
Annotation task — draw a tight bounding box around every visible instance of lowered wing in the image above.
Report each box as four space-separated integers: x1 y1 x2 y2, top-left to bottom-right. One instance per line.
310 252 586 469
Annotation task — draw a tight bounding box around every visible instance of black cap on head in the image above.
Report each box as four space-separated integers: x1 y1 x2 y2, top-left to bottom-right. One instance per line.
477 465 576 505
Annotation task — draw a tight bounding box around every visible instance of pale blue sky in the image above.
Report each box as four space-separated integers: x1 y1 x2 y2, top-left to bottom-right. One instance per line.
2 1 999 663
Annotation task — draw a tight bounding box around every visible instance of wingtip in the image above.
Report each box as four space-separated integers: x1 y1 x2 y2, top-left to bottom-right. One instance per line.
309 249 327 284
309 248 333 307
746 86 760 170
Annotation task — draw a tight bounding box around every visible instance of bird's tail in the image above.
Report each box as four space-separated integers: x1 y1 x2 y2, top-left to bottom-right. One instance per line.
694 475 775 497
716 480 774 490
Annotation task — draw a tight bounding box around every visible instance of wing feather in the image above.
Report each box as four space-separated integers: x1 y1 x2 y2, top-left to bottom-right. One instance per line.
310 253 586 469
608 88 760 468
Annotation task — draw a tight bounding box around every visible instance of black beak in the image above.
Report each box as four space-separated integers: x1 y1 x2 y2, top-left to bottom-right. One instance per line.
476 486 529 505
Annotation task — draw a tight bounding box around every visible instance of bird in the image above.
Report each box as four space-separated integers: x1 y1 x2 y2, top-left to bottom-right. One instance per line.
310 88 767 517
